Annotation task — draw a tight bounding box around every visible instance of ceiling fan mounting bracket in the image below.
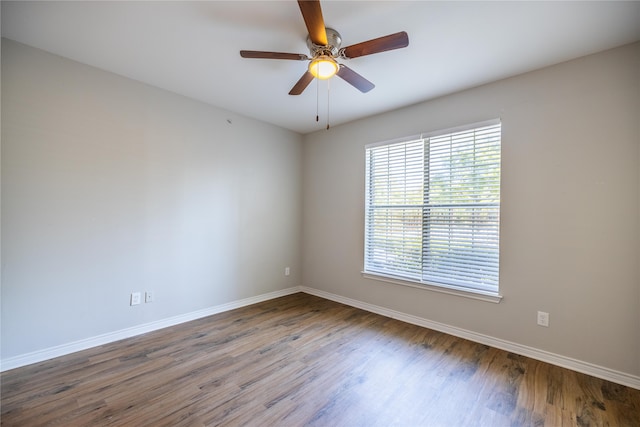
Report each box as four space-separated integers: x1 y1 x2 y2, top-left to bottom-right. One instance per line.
307 28 342 58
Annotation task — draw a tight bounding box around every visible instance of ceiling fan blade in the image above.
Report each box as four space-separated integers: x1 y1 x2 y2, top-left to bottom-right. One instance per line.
297 0 328 46
337 65 375 93
289 71 315 95
341 31 409 59
240 50 309 60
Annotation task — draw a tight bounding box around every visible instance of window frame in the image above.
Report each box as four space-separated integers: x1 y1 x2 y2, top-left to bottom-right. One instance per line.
363 119 503 303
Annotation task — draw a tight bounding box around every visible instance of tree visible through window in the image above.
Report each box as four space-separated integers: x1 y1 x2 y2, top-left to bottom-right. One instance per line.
364 120 501 294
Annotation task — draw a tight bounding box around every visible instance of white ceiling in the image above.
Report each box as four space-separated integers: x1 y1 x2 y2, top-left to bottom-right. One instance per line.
2 1 640 134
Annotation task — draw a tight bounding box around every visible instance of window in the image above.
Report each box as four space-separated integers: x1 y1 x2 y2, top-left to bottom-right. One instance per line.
364 120 501 296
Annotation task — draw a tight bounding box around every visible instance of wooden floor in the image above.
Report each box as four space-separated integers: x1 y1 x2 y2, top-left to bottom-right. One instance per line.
2 293 639 426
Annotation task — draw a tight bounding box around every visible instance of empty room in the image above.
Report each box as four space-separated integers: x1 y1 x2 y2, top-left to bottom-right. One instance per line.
1 1 639 426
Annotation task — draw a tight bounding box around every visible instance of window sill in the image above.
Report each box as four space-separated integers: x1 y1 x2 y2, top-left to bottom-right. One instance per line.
361 271 503 304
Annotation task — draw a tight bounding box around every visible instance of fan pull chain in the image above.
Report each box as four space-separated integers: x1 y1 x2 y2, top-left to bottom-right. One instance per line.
326 78 330 130
316 78 319 122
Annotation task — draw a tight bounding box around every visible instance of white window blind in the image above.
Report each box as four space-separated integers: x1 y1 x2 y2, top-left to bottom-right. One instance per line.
365 121 501 294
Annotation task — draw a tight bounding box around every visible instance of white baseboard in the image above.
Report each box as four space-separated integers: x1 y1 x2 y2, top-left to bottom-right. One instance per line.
300 286 640 390
0 287 302 372
4 285 639 390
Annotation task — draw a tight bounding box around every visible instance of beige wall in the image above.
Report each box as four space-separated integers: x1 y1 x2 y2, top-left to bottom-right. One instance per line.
1 39 303 359
302 43 640 377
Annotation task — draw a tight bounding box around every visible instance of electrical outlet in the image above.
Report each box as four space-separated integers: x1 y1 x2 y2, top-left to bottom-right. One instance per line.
537 311 549 327
130 292 141 306
285 267 290 276
145 291 153 303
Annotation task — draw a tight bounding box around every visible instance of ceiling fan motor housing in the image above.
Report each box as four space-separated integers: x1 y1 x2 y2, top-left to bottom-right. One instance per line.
307 28 342 57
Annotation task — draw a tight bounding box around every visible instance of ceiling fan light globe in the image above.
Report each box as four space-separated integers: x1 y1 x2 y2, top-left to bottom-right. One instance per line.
309 56 338 80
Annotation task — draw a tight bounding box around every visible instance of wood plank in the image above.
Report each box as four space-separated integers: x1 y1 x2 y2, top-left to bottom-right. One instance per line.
2 293 639 426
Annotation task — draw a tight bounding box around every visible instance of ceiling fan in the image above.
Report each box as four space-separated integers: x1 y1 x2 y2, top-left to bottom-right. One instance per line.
240 0 409 95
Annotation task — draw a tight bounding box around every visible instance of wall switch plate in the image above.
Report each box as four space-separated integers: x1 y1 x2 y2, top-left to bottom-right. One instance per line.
537 311 549 327
285 267 290 276
145 291 153 303
130 292 141 306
